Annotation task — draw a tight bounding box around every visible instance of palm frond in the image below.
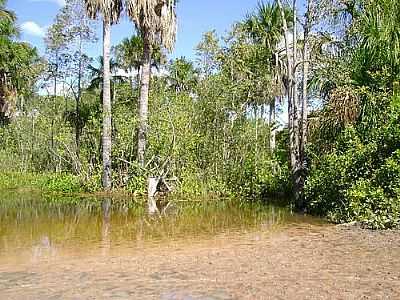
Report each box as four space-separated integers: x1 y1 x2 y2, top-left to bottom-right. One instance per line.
83 0 123 24
125 0 177 51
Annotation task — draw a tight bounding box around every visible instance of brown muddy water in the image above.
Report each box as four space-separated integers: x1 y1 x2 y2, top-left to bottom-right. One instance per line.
0 191 399 299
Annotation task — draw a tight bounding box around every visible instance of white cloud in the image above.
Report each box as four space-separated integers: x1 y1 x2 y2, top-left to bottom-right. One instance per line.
30 0 65 7
21 21 46 37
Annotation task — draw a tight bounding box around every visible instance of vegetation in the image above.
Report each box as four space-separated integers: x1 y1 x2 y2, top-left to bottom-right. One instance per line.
0 0 400 228
0 0 42 125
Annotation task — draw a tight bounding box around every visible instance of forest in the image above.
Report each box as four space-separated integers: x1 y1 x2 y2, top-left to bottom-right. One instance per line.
1 0 400 229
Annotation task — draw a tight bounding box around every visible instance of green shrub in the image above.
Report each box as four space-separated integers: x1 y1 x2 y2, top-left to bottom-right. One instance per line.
346 180 400 229
375 150 400 197
305 98 400 229
40 173 82 193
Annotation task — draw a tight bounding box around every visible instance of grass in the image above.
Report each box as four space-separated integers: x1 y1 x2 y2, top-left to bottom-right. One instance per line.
0 171 81 193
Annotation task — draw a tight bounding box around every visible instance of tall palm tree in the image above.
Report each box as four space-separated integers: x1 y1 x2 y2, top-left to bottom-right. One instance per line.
84 0 123 190
242 2 291 151
125 0 177 168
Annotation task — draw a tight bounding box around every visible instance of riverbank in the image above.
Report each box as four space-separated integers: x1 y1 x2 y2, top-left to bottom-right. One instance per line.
1 171 398 230
1 224 399 299
0 171 289 209
0 171 229 199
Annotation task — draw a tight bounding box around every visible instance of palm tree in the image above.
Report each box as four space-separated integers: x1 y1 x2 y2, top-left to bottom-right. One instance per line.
168 57 198 93
84 0 123 190
242 2 291 151
115 35 143 90
88 56 125 94
125 0 177 168
114 34 166 90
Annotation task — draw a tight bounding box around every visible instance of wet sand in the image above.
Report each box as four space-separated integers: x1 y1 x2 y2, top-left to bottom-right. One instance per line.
1 224 399 299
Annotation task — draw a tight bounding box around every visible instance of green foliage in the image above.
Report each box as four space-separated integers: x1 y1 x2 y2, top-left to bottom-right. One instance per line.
0 171 82 194
0 172 42 190
353 0 400 84
39 173 82 193
0 33 289 202
230 156 291 200
306 96 400 229
346 180 399 229
0 0 42 124
304 0 400 229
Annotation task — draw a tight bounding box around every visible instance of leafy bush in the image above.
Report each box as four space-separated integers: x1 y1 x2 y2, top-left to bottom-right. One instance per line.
346 180 399 229
40 173 82 193
305 97 400 229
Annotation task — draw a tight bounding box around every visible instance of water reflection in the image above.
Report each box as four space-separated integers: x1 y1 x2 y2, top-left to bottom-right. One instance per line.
0 191 323 264
101 198 111 255
31 235 56 262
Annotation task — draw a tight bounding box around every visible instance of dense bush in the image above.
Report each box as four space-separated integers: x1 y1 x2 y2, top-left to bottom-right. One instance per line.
40 173 82 193
305 97 400 229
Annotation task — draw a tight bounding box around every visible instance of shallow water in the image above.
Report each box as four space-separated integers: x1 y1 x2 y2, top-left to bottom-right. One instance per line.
1 191 399 299
0 191 315 264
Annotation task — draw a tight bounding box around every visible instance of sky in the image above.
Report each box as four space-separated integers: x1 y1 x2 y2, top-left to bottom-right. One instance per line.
9 0 268 61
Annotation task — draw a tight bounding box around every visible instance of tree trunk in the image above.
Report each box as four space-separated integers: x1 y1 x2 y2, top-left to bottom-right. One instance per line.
255 106 258 172
300 2 312 161
291 0 302 203
276 0 296 169
137 33 152 168
269 97 276 152
292 0 299 165
297 0 313 209
52 52 57 155
130 67 135 92
137 65 142 88
76 32 83 163
147 177 159 215
102 20 112 190
278 0 302 204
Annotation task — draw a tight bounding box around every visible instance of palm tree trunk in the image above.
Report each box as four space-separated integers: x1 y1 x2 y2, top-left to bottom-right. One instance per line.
296 0 312 209
255 106 258 172
137 33 152 167
291 0 302 203
137 65 142 88
52 51 57 155
278 0 302 203
269 97 276 152
296 44 309 209
292 0 299 163
75 31 84 165
130 67 135 92
276 0 296 169
102 20 112 190
300 1 312 160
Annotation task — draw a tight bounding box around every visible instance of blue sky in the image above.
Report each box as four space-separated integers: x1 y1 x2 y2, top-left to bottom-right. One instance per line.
9 0 269 60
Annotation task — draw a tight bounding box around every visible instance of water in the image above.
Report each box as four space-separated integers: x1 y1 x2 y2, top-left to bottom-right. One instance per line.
0 191 312 263
1 191 399 299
